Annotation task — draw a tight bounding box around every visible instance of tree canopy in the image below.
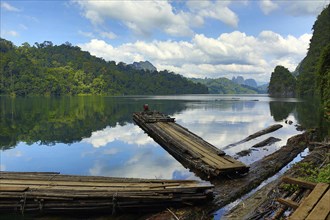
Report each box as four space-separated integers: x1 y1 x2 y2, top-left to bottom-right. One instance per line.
268 65 296 97
296 4 330 97
0 39 208 96
268 4 330 105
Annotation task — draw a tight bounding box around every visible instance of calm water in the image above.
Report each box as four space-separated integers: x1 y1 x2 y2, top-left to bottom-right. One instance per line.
0 95 327 181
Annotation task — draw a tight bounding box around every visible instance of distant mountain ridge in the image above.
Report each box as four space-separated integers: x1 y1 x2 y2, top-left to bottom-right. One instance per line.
190 77 263 94
232 76 258 88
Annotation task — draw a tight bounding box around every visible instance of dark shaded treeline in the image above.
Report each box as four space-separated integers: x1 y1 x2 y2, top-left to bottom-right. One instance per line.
0 39 208 96
269 4 330 110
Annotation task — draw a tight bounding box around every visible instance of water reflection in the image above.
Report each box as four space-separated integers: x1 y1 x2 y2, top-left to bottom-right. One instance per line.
0 96 187 149
83 123 154 148
0 95 328 180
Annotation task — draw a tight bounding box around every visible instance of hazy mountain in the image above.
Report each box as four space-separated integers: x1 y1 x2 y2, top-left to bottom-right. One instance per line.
190 77 259 94
232 76 258 88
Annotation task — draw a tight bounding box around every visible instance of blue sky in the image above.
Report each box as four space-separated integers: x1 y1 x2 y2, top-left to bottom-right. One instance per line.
1 0 329 83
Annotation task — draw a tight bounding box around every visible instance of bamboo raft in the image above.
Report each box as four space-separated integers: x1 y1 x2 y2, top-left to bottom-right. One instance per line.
0 172 213 214
133 111 249 179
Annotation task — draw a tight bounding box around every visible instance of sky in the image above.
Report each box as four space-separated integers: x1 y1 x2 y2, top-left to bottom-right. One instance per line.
1 0 329 83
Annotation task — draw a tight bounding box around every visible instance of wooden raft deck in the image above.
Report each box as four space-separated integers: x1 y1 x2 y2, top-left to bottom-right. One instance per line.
277 177 330 220
133 111 249 178
0 172 213 214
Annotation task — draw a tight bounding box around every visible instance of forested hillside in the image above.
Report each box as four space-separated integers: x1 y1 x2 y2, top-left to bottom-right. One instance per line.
0 39 208 96
190 77 259 94
268 4 329 110
268 66 296 97
296 4 330 97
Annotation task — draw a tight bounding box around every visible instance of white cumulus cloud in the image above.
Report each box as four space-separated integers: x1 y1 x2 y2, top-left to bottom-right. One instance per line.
186 0 239 27
79 30 311 82
73 0 241 38
73 0 194 37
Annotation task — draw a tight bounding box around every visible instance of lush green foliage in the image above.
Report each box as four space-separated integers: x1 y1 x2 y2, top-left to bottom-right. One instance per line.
190 77 259 94
0 39 208 96
268 5 329 102
317 43 330 116
293 162 330 183
268 65 296 97
296 4 330 97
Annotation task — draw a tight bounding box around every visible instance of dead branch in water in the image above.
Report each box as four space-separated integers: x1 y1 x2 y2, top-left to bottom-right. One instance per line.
222 124 283 150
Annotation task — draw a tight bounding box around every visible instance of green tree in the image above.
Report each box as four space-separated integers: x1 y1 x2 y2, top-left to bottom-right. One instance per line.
268 65 296 97
296 5 330 97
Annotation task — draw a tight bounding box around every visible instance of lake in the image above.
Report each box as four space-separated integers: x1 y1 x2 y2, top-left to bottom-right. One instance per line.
0 95 327 181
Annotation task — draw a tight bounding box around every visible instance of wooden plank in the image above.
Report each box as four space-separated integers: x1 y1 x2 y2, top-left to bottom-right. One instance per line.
165 124 232 166
289 183 329 220
162 123 247 169
0 186 29 192
170 122 225 155
282 177 317 189
133 112 249 178
306 189 330 220
159 123 241 169
0 179 201 188
0 172 197 184
0 171 214 214
277 198 299 209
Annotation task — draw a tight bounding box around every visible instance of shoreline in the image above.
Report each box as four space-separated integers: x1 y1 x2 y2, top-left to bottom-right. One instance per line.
145 129 329 220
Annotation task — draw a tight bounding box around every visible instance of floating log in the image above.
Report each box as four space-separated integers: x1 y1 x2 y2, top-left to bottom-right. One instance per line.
0 172 213 214
252 137 281 148
234 148 257 159
223 124 283 149
133 111 249 179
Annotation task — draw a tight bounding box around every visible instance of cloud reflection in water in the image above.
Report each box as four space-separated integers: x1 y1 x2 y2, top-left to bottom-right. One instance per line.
0 96 304 180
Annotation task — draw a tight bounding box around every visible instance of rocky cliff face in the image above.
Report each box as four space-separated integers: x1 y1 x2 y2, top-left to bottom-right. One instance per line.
131 61 157 72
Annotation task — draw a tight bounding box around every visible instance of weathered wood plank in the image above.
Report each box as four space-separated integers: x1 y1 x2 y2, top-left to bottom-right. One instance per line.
306 189 330 220
0 186 29 192
277 198 299 209
0 179 201 189
158 122 231 166
133 111 249 179
289 183 329 220
0 171 214 214
282 177 318 189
